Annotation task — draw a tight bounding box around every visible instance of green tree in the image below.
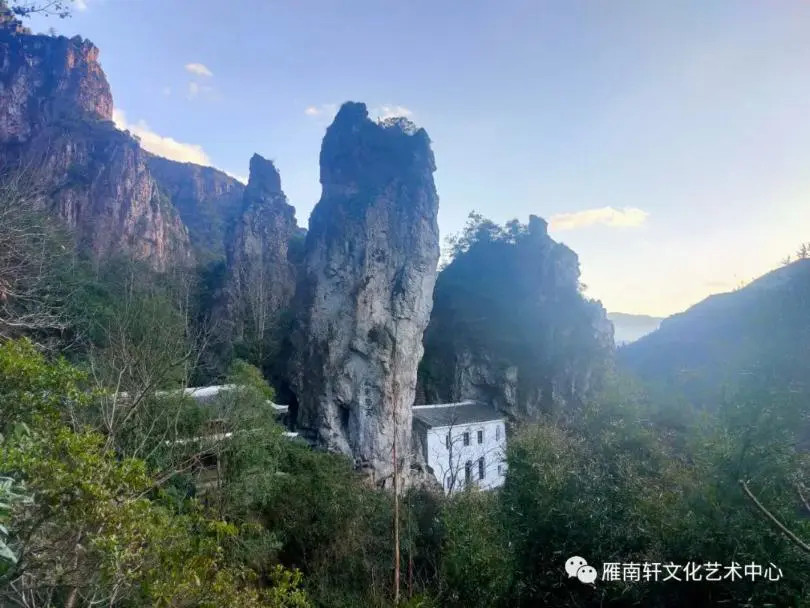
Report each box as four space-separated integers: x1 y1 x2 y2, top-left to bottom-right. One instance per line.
495 375 810 608
0 339 310 607
438 491 512 608
261 442 396 607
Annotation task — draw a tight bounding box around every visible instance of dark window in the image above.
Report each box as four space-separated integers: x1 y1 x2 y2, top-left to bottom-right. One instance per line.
463 431 470 446
478 457 485 480
339 406 350 434
465 460 472 484
477 430 483 444
446 433 451 449
199 452 218 470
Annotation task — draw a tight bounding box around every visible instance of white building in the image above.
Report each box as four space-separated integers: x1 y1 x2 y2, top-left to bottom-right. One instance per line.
412 401 507 494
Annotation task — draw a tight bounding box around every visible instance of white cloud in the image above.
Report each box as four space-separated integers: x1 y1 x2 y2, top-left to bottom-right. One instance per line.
373 105 413 120
113 109 211 166
185 63 213 78
74 0 88 11
304 104 338 118
225 171 248 184
549 206 649 231
186 81 216 100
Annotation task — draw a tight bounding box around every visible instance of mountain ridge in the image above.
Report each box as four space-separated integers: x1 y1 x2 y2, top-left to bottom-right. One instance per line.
619 259 810 404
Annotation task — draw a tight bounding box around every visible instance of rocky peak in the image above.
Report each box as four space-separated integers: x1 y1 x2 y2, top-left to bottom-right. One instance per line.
319 102 434 196
528 214 548 237
245 153 282 196
0 23 190 271
417 215 613 419
217 153 299 374
239 154 293 221
0 26 112 143
291 101 440 487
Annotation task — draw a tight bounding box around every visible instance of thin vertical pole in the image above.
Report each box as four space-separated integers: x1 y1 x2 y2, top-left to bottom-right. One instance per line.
393 404 400 605
408 493 414 598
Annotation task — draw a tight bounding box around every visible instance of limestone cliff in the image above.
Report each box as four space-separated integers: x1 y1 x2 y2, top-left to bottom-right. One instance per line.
15 122 192 269
220 154 300 370
147 156 245 263
0 21 191 270
0 18 112 140
290 102 440 485
417 215 614 419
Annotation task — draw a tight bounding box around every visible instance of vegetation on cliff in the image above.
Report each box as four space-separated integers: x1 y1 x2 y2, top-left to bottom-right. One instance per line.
419 212 613 418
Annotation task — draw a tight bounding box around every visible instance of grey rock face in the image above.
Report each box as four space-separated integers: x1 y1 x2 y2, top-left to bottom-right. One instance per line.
291 102 440 486
423 332 611 421
1 121 192 271
222 154 299 361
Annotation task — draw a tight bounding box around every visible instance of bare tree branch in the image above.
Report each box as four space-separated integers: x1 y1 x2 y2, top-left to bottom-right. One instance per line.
7 0 74 19
739 479 810 554
0 165 72 344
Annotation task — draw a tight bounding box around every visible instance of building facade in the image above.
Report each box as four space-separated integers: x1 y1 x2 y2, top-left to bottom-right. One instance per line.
413 401 507 493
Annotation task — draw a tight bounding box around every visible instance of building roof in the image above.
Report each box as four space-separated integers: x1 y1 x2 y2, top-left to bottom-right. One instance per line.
156 385 289 413
412 401 504 428
180 385 236 402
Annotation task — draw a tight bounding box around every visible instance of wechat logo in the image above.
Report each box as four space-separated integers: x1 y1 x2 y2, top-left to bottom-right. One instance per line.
565 555 598 585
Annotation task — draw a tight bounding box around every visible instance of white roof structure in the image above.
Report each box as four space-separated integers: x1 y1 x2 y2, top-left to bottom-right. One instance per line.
412 401 504 428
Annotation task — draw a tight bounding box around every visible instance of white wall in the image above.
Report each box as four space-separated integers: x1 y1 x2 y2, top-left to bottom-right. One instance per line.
420 419 507 493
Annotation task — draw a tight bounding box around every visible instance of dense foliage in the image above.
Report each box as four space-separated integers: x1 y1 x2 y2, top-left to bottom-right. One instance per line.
6 332 806 607
0 340 310 607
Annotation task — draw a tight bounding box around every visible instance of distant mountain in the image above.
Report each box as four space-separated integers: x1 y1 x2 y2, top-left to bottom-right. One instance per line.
607 312 663 345
619 259 810 405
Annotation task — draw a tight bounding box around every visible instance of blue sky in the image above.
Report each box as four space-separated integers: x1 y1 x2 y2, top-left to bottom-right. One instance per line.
28 0 810 316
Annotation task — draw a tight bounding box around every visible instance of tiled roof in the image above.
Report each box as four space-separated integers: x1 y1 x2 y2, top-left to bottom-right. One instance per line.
412 401 503 428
